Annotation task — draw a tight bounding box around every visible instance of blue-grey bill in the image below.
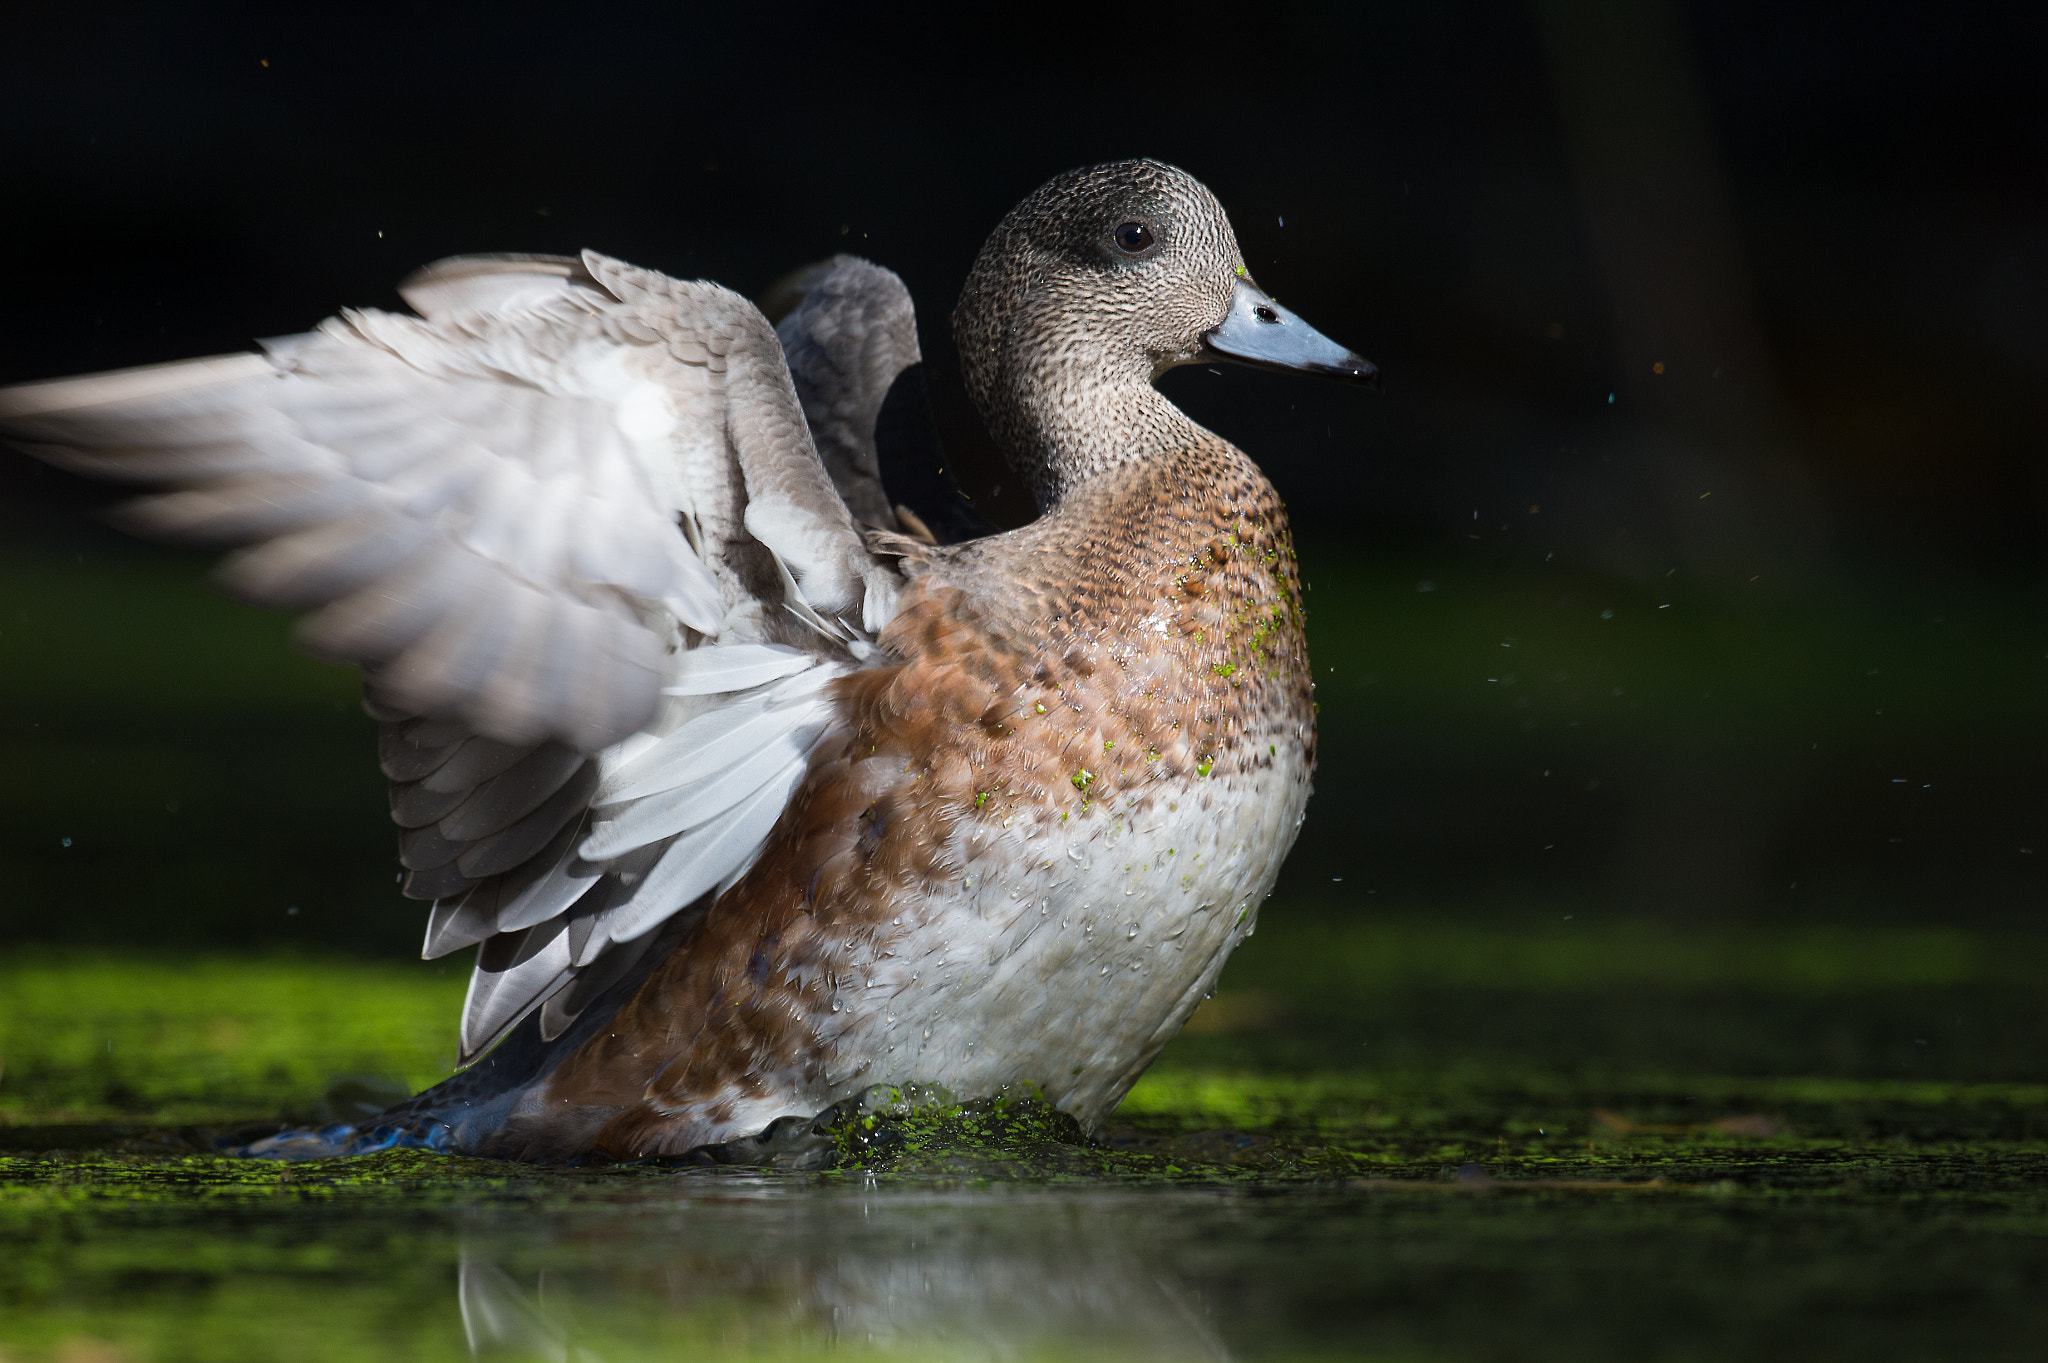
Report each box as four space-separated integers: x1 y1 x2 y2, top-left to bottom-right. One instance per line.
1202 278 1378 386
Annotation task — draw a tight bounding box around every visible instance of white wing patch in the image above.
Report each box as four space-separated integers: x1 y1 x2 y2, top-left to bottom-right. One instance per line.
436 640 853 1062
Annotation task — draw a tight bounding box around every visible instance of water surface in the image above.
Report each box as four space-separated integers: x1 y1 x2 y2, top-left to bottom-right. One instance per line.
5 938 2047 1362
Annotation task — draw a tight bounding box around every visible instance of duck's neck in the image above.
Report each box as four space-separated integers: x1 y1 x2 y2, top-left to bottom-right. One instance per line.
968 340 1204 511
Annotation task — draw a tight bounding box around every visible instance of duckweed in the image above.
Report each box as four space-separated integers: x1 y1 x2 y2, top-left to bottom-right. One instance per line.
4 936 2048 1361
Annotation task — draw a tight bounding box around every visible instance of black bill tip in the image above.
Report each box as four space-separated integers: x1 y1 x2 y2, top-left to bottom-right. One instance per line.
1202 277 1378 388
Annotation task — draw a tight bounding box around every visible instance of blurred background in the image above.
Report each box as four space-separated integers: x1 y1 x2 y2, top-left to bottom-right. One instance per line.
1 1 2043 1091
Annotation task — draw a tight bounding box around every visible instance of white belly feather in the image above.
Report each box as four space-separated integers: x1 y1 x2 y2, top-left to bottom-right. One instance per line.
717 749 1312 1136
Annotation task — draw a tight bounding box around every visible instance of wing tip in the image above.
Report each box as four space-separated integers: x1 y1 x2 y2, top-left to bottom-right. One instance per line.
0 352 275 422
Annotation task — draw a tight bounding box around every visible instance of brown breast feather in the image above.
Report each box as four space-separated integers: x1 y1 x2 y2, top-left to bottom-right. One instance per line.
539 437 1314 1159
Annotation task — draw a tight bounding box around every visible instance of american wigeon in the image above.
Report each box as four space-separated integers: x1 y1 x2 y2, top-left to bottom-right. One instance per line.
0 159 1374 1160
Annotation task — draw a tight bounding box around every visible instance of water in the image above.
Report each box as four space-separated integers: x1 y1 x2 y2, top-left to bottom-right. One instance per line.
6 955 2048 1362
6 1095 2046 1362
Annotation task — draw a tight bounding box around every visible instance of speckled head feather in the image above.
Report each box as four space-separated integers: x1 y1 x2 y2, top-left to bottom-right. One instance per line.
954 160 1249 508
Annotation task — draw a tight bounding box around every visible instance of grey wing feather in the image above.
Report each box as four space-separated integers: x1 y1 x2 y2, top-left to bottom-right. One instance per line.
771 255 925 532
398 252 606 321
0 271 724 752
0 248 910 1069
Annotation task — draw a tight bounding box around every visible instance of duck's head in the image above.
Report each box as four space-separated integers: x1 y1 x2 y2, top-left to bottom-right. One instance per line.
955 159 1375 507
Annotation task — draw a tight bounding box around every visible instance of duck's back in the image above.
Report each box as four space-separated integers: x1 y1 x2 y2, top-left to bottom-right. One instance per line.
476 434 1314 1159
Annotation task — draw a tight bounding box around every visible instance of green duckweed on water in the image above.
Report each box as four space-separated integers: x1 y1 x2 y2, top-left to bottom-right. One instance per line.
3 931 2048 1362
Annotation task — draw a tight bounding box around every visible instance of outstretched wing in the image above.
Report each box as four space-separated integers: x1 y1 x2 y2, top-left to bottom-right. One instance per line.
0 249 911 1062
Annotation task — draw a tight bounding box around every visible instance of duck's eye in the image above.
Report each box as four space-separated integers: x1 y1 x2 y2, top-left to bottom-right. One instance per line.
1112 221 1155 255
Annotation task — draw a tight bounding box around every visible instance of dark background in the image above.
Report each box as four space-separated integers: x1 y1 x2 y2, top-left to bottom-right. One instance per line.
1 0 2043 956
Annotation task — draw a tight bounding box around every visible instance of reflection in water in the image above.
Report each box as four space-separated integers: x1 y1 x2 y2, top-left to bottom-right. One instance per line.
6 1124 2046 1361
454 1186 1231 1361
461 1261 579 1362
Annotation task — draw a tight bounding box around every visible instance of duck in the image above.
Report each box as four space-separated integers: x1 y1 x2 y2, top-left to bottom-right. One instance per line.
0 159 1375 1161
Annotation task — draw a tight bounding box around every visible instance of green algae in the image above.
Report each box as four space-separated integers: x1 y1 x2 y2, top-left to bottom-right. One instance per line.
2 564 2046 1359
3 1111 2046 1363
3 993 2047 1360
0 955 465 1125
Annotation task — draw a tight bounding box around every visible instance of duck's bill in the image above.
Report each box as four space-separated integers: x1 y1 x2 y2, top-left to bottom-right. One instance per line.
1202 278 1379 387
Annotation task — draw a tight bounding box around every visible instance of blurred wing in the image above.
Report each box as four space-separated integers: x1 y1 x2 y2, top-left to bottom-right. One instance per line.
0 249 903 1061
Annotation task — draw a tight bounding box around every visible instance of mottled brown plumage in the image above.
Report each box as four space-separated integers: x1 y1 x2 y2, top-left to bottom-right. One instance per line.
511 436 1312 1158
452 160 1362 1159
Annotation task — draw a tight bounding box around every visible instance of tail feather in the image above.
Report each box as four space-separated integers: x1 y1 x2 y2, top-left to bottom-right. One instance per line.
240 912 696 1162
